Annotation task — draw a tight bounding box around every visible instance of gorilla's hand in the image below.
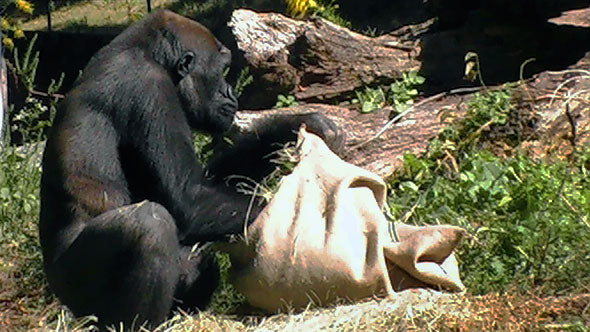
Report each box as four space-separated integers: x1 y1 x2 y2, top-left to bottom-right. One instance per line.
299 113 345 154
206 111 345 184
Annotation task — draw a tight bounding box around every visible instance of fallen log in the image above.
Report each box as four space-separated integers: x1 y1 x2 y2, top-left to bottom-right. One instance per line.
230 9 420 108
234 51 590 179
234 97 458 179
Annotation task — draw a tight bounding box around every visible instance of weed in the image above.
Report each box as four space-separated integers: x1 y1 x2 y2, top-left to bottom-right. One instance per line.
0 35 66 330
274 94 299 108
464 51 485 87
191 131 214 164
312 0 351 29
11 33 39 92
5 35 63 144
388 70 425 114
353 86 385 114
209 252 247 314
387 87 590 295
433 85 513 158
353 70 425 114
234 66 253 99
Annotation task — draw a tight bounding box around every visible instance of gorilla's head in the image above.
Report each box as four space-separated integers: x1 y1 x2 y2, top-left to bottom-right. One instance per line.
151 10 238 134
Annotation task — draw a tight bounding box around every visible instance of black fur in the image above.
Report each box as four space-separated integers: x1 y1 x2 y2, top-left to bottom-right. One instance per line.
39 9 341 330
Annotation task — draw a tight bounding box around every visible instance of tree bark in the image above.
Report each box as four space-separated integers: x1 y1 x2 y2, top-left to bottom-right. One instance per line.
230 9 420 109
235 96 460 179
235 49 590 179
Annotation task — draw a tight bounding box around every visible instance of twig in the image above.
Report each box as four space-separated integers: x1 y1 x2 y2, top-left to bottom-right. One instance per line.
523 95 589 104
550 74 589 106
30 89 64 99
352 92 445 149
546 69 590 76
351 85 490 149
456 118 496 151
243 183 260 244
564 103 577 147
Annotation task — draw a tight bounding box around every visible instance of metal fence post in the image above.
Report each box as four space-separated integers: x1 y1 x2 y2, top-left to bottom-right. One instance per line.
47 0 53 31
0 28 4 144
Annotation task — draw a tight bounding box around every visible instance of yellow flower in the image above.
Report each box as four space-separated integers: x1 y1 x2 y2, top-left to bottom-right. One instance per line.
3 37 14 51
15 0 34 15
14 29 24 39
286 0 319 18
1 18 10 31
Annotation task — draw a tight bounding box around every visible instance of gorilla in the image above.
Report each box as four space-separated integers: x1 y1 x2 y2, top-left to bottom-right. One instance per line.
39 9 342 330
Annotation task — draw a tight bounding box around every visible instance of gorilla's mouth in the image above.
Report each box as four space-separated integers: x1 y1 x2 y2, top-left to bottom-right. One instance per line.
213 104 237 133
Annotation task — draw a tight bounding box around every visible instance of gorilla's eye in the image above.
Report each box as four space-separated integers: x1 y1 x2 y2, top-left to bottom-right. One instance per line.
177 52 195 77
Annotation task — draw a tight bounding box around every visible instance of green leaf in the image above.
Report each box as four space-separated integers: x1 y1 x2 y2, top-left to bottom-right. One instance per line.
459 173 470 182
491 258 505 275
223 137 234 146
400 181 419 192
24 202 32 213
498 195 512 207
361 101 377 113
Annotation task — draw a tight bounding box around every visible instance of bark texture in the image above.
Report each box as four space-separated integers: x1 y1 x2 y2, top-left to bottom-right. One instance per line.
230 9 419 108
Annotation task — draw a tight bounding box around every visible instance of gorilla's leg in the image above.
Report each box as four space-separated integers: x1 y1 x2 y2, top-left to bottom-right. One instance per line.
174 244 220 312
46 201 184 330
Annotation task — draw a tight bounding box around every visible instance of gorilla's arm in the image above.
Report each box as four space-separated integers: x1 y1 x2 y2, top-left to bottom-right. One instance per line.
129 79 254 244
206 112 344 183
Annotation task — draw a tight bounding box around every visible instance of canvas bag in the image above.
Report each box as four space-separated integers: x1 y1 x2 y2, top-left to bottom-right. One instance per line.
221 127 466 311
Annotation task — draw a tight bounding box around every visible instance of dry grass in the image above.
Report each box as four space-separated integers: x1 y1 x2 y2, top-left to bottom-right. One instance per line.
19 0 177 33
153 289 590 332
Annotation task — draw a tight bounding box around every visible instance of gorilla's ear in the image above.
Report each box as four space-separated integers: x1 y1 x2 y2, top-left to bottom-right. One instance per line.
177 51 195 77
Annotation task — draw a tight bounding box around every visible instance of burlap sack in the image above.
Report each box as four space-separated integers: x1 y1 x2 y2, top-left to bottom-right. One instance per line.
221 127 466 312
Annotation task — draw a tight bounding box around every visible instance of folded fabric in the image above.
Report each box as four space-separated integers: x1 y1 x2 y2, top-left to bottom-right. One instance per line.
221 127 466 312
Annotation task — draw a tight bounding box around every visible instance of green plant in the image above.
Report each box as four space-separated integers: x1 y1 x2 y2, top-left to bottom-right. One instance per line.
388 70 425 114
6 35 64 144
352 71 424 114
0 142 56 328
11 33 39 92
362 26 379 37
1 0 34 50
234 66 253 98
0 35 67 329
274 94 299 108
354 86 385 113
389 149 590 295
209 252 247 314
386 86 590 295
312 0 351 29
9 97 48 142
192 131 214 164
464 51 485 87
432 86 513 160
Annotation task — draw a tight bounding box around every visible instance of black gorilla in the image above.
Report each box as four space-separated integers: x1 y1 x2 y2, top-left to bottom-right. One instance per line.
39 9 342 330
